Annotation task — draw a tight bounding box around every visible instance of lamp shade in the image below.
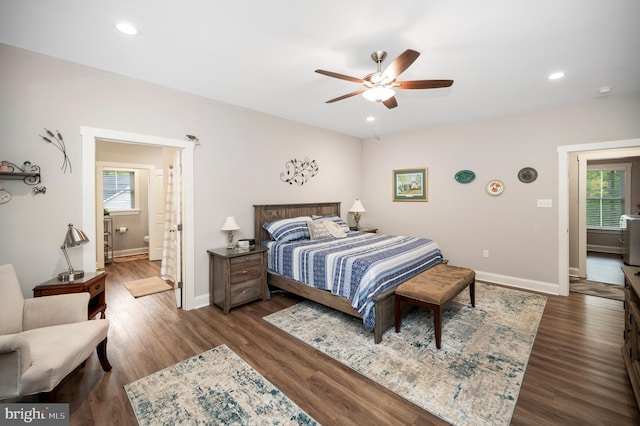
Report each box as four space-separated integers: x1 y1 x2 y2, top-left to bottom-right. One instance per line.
221 216 240 231
64 223 89 248
349 199 366 213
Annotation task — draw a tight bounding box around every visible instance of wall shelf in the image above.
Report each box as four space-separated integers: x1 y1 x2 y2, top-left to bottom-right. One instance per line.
0 161 41 185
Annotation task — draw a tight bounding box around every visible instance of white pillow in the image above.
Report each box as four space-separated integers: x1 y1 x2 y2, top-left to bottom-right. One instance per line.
307 220 332 240
322 219 346 238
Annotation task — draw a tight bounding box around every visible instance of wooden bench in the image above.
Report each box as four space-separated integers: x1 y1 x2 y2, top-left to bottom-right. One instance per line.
394 264 475 349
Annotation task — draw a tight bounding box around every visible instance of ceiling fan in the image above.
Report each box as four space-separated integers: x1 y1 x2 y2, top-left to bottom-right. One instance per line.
315 49 453 109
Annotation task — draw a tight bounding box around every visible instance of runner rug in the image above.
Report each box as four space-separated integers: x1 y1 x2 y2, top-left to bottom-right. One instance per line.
125 344 317 425
264 283 546 426
124 276 172 298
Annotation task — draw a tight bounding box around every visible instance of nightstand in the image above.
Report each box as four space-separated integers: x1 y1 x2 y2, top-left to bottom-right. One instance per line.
33 272 108 319
207 246 268 314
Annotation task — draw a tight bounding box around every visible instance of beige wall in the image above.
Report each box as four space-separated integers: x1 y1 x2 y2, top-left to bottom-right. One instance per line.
0 43 362 298
361 93 640 293
2 42 639 300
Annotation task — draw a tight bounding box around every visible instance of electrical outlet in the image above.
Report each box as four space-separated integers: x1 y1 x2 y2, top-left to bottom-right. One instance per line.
537 199 552 208
483 249 489 258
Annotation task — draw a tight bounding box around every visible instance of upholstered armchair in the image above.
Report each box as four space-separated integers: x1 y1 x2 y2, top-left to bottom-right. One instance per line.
0 264 111 400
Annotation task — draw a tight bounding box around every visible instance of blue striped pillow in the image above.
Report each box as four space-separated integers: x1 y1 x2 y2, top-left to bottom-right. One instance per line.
263 216 311 242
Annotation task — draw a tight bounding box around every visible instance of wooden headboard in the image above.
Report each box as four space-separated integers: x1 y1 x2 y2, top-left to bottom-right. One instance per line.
253 202 341 245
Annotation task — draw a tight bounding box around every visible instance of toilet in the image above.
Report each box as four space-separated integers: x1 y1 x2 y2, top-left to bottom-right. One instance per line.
143 236 149 244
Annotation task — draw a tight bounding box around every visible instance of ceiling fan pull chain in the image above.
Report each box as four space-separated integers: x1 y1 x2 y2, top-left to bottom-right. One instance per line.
375 102 381 141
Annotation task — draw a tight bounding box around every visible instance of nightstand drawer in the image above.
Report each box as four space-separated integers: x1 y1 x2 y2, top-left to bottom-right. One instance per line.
88 279 105 297
230 262 263 284
229 278 262 305
229 253 263 266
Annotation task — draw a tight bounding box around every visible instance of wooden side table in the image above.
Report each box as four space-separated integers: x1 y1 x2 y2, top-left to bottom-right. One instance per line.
207 246 268 314
33 272 108 319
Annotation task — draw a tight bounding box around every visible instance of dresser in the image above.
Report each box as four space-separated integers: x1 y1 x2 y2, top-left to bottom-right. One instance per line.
33 271 108 319
207 246 268 314
622 265 640 408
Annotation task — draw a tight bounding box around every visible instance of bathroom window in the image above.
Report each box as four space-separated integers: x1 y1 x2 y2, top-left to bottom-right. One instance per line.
103 168 139 212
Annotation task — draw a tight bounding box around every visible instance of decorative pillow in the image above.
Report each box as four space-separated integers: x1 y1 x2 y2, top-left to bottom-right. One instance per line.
307 219 332 240
263 216 311 242
313 215 350 233
322 219 346 238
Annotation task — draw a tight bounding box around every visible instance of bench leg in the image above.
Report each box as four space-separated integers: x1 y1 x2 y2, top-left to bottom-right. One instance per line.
470 279 476 307
434 306 442 349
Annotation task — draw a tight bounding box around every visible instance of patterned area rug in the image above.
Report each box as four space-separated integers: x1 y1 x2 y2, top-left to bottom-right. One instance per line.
125 344 317 425
569 277 624 301
264 283 546 426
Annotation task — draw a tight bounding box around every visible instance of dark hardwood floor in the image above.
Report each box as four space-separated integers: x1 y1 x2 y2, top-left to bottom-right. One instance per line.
10 258 640 425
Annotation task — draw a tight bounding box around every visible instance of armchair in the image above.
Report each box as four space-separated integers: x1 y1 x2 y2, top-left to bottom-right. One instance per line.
0 264 112 400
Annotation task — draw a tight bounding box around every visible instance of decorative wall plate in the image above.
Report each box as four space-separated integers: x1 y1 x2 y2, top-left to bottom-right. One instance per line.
486 179 504 196
455 169 476 184
518 167 538 183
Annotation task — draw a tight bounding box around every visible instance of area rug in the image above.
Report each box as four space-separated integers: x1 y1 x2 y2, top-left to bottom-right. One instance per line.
264 283 546 426
124 276 172 298
570 277 624 301
125 344 317 425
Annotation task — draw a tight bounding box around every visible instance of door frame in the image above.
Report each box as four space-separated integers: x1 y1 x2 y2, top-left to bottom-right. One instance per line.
80 126 196 310
558 138 640 296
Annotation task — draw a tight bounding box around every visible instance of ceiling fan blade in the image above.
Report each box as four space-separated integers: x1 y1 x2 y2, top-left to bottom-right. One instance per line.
382 96 398 109
381 49 420 80
315 69 364 84
396 79 454 89
325 89 366 103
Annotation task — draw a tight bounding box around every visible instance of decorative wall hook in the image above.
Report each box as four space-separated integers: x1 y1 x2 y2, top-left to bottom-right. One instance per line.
280 157 319 186
32 186 47 195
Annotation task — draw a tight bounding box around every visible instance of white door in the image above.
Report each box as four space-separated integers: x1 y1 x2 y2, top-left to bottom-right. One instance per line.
148 169 165 261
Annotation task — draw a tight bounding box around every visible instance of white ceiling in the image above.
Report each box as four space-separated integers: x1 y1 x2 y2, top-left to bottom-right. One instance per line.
1 0 639 139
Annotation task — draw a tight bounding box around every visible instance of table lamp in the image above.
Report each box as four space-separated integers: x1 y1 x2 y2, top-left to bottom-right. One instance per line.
221 216 240 249
58 223 89 281
349 198 366 230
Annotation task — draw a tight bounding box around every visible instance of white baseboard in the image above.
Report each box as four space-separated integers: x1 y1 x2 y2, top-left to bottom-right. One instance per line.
194 294 210 309
475 270 561 295
113 247 149 258
587 244 624 254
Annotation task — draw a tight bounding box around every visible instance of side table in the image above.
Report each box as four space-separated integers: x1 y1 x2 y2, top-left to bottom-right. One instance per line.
33 271 108 319
207 246 268 314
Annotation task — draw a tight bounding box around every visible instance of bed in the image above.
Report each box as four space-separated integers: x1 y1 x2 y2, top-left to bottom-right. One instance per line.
254 202 443 343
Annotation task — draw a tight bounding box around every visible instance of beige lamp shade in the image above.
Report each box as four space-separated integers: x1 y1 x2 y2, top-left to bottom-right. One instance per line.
221 216 240 231
349 199 366 213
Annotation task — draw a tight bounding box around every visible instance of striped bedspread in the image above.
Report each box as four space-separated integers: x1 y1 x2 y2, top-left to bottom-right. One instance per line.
265 232 443 331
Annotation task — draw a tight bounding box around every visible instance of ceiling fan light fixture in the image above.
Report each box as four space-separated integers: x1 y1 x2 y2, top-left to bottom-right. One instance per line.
363 86 395 102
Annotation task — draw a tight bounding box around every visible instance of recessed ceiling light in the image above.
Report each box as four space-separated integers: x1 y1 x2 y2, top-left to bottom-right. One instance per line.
598 86 613 95
366 116 375 122
116 22 138 35
548 71 565 80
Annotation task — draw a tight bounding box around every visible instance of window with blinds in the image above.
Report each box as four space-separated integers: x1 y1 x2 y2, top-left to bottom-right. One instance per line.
103 169 136 210
586 164 630 229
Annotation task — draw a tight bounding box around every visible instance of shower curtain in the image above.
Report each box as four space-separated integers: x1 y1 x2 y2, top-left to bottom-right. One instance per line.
160 151 181 286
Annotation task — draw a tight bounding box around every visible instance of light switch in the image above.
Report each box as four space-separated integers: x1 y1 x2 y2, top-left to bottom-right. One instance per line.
537 199 552 208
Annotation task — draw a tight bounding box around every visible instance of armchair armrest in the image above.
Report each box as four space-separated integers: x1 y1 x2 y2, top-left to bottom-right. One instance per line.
0 334 32 399
22 293 89 330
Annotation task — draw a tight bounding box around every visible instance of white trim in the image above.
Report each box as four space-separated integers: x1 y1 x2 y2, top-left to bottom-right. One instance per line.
558 138 640 297
475 271 560 295
81 126 196 310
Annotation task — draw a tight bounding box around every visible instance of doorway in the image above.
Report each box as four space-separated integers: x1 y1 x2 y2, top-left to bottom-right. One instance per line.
558 138 640 297
80 126 195 310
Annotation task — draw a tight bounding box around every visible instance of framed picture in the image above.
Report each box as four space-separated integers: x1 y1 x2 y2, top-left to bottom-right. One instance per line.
393 168 428 202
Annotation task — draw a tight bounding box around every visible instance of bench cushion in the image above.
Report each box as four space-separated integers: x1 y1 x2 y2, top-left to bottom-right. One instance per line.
396 264 475 305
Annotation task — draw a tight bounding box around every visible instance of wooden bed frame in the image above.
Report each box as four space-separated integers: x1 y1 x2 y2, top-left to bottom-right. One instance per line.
254 202 404 344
